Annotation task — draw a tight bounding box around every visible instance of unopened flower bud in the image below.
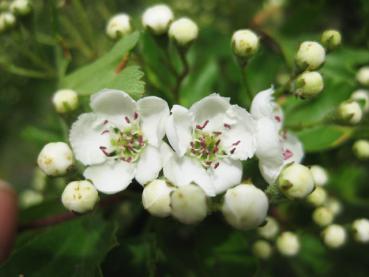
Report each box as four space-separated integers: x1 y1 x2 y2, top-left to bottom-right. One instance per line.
52 89 79 114
106 14 132 39
169 18 198 46
142 4 173 35
322 224 346 248
326 197 342 216
222 184 269 230
351 89 369 112
295 41 326 71
276 231 300 256
20 189 43 208
278 163 315 200
231 29 259 58
321 29 342 50
142 179 173 217
252 240 272 259
295 71 324 98
37 142 74 176
310 165 329 186
356 66 369 86
10 0 31 16
171 184 207 224
0 12 16 31
258 216 279 239
61 180 99 213
353 140 369 160
337 100 362 124
352 218 369 243
312 206 334 227
307 187 327 207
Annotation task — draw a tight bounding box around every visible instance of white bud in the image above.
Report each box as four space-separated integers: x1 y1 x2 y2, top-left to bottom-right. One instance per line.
276 231 300 256
37 142 74 176
0 12 16 31
352 218 369 243
142 179 173 218
106 14 132 40
278 163 315 199
231 29 259 58
307 187 327 207
312 207 334 227
295 71 324 98
252 240 272 259
337 100 362 124
295 41 326 70
352 140 369 161
257 216 279 239
356 66 369 86
222 184 269 230
321 29 342 50
20 189 43 208
52 89 79 114
310 165 329 186
10 0 32 16
351 89 369 112
171 184 207 224
169 17 198 46
322 224 346 248
142 4 174 35
325 197 342 216
61 180 99 213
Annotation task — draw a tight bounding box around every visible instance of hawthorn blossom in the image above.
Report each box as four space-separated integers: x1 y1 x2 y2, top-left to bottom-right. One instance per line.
163 94 256 196
251 88 304 185
70 89 169 194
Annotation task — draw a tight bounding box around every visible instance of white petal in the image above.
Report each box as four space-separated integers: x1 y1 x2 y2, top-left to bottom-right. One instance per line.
259 161 283 185
282 131 304 164
69 113 111 165
84 160 136 194
163 153 215 196
190 93 231 131
165 105 193 156
137 96 169 147
135 145 162 185
90 89 137 127
221 105 257 160
250 87 275 120
209 158 243 194
160 142 174 165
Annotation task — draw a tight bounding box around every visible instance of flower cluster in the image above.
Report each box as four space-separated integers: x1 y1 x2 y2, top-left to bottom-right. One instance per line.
0 0 31 33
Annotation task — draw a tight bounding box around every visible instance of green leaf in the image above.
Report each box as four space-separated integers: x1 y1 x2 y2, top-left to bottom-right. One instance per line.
61 32 145 99
297 125 353 152
0 213 118 277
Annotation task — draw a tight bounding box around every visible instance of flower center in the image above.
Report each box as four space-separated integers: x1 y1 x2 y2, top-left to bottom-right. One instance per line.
99 114 147 163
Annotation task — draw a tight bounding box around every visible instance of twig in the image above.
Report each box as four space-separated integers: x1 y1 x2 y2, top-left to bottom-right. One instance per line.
172 49 189 102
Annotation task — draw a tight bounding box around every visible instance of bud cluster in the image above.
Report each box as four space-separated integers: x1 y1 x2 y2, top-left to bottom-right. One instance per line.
0 0 31 33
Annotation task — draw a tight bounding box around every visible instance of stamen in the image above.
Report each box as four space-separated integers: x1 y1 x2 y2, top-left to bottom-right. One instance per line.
134 112 139 120
101 130 109 135
275 115 281 122
224 123 231 129
283 149 293 160
103 120 109 125
214 162 220 169
230 148 236 154
196 120 209 130
99 146 115 157
232 140 241 146
213 131 222 136
125 116 131 124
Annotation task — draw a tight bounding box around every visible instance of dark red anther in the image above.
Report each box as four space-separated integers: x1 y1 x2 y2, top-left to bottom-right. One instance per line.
215 140 221 146
214 162 220 169
224 123 231 129
213 146 219 153
213 131 222 136
100 130 109 135
230 148 236 154
275 115 281 122
100 146 115 157
125 116 131 124
232 140 241 146
134 112 139 120
283 149 293 160
196 120 209 130
103 120 109 125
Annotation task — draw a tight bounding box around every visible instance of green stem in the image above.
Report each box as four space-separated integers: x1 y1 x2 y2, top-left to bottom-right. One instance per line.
172 47 189 103
0 59 53 79
239 62 253 108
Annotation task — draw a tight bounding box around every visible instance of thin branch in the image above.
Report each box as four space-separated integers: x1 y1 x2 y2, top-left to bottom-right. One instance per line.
172 49 189 103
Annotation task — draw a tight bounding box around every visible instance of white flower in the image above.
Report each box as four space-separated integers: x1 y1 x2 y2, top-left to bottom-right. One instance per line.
310 165 329 186
170 184 208 224
353 140 369 160
276 231 300 256
61 180 99 213
306 186 327 207
142 179 173 217
37 142 74 176
351 89 369 112
312 207 334 227
295 41 326 70
231 29 259 58
251 88 304 185
142 4 174 35
356 66 369 86
222 184 269 230
321 29 342 50
337 100 362 124
169 17 198 46
352 218 369 243
69 89 169 194
0 12 16 31
163 94 257 196
295 71 324 98
106 13 132 39
322 224 346 248
257 216 279 239
278 163 315 199
52 89 79 113
252 240 272 259
10 0 32 16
